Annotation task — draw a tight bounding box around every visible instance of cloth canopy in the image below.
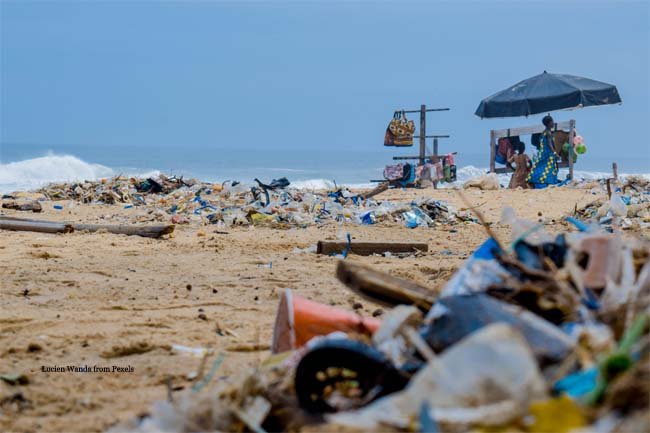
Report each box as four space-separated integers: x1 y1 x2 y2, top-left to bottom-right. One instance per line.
475 71 622 119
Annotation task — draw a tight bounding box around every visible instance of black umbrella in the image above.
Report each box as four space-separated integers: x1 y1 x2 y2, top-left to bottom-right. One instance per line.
475 71 622 118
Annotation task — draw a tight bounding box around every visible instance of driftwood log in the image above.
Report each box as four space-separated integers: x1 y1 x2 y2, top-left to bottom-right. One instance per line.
317 240 428 256
2 201 43 213
0 216 174 238
0 218 72 234
336 260 436 311
360 182 389 200
72 223 174 238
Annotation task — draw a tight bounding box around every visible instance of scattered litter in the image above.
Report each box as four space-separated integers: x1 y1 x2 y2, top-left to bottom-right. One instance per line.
27 174 477 230
463 173 500 190
101 341 159 358
172 344 212 358
0 373 29 386
105 194 650 433
2 200 42 212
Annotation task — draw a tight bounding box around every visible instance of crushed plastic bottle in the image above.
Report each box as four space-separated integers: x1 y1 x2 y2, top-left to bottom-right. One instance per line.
609 193 627 218
501 206 553 246
403 206 432 228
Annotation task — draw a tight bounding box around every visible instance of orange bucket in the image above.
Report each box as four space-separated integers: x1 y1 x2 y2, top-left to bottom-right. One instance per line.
271 289 381 353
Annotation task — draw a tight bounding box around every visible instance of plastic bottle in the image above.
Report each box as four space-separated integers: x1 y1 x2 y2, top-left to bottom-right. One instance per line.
609 193 627 218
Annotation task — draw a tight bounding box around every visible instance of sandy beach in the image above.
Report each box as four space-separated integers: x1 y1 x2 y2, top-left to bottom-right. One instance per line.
1 183 633 433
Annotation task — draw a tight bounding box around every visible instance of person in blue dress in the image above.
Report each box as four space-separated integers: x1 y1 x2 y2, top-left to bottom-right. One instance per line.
527 115 559 188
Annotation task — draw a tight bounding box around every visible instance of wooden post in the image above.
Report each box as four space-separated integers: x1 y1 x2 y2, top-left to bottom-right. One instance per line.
433 137 439 189
419 104 426 166
317 240 428 256
489 129 496 173
568 119 576 180
612 162 618 180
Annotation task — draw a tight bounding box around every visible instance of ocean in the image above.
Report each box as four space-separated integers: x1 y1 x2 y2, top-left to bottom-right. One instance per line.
1 143 648 194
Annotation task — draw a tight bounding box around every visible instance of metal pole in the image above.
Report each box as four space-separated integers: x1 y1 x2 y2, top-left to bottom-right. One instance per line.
419 104 426 165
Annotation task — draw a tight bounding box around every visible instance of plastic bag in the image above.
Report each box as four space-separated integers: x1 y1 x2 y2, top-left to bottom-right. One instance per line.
327 324 547 430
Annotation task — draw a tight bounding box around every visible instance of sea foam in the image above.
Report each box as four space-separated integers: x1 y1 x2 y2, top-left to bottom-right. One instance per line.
1 154 647 194
0 154 115 193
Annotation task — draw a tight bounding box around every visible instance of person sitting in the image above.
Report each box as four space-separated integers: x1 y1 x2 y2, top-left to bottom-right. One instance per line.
508 142 531 189
495 137 514 165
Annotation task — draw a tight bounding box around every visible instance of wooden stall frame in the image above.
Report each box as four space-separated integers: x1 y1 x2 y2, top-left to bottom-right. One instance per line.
377 104 455 188
489 119 576 180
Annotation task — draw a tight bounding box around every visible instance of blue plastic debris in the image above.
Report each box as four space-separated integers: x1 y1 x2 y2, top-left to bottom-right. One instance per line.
472 237 501 260
341 233 352 258
419 401 439 433
565 216 589 232
360 211 376 225
53 204 63 210
553 368 598 399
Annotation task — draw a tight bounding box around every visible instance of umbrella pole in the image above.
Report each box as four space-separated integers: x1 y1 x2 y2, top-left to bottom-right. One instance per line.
489 130 496 173
568 119 575 180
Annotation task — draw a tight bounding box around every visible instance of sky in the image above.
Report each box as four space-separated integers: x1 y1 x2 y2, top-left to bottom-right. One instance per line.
1 0 649 174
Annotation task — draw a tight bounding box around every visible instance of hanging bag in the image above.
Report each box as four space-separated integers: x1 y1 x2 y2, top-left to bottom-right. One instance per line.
394 110 415 146
384 111 415 147
383 111 400 146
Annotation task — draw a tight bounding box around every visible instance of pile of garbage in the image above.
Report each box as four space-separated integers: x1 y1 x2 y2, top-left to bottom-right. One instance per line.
38 174 194 205
574 175 650 231
34 175 475 229
111 207 649 433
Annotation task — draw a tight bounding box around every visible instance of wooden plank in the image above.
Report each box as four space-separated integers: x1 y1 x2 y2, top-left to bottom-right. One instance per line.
496 161 570 174
317 240 428 256
393 151 457 161
492 121 573 139
414 135 450 139
336 261 436 310
403 108 449 114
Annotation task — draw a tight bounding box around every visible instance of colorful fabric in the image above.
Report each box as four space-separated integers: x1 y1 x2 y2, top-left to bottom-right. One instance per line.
383 163 404 181
497 138 512 159
527 130 558 185
433 161 444 180
444 153 455 166
397 164 416 186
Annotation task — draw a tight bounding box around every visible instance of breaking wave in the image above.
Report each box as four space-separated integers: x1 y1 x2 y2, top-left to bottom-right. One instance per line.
1 154 647 194
0 154 116 193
